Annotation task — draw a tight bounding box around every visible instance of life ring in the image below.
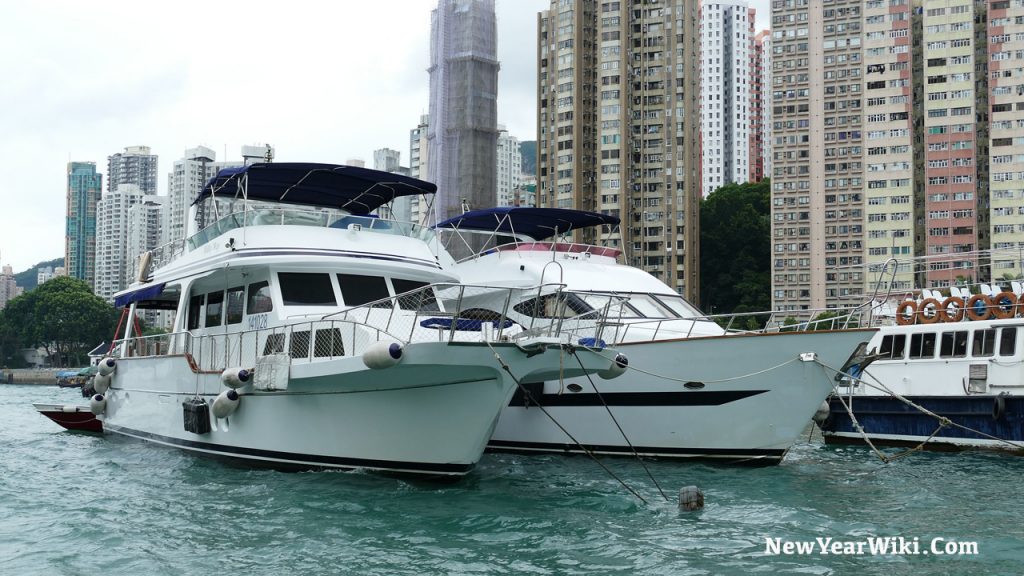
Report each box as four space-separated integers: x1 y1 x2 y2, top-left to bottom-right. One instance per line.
965 294 993 321
992 292 1018 319
993 395 1006 421
939 296 965 323
917 298 942 324
895 300 917 325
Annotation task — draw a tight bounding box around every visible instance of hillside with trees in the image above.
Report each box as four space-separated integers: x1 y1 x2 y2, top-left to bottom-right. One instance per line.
14 257 64 291
699 179 770 318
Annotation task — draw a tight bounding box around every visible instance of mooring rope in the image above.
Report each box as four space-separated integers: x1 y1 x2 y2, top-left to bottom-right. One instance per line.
572 344 801 384
571 352 670 502
816 358 1024 456
484 340 649 505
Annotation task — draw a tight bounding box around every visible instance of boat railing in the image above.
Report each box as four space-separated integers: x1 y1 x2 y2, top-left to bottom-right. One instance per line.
109 282 618 372
148 209 435 270
546 291 875 344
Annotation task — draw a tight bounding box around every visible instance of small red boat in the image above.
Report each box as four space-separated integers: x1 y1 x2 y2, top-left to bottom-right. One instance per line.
33 403 103 433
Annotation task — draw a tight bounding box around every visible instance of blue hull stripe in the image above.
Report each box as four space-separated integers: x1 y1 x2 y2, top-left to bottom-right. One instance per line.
822 395 1024 443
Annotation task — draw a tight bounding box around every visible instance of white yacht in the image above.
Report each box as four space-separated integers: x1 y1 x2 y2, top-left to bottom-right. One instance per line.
96 164 616 477
821 316 1024 452
433 207 876 464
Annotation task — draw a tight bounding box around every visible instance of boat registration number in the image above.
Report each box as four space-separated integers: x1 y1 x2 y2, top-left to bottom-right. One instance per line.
247 314 269 330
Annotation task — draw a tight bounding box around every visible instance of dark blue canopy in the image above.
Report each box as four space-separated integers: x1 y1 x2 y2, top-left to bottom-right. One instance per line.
193 163 437 215
113 283 166 308
433 207 620 240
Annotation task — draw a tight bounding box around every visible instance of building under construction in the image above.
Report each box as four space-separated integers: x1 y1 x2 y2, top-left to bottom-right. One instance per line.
427 0 500 225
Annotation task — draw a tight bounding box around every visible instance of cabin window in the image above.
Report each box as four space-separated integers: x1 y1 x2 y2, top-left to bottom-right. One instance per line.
514 293 593 318
314 328 345 357
908 332 936 359
247 281 274 314
338 274 392 308
226 287 245 325
940 331 969 358
187 294 204 331
624 294 676 318
971 329 996 357
263 334 284 355
279 273 337 306
999 327 1018 357
205 291 224 327
392 278 440 311
290 330 311 359
876 334 906 360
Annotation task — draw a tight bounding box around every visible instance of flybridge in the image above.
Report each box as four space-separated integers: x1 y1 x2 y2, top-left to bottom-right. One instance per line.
194 162 437 215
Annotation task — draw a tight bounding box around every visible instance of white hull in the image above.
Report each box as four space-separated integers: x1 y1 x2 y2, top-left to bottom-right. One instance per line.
101 341 608 476
489 329 875 463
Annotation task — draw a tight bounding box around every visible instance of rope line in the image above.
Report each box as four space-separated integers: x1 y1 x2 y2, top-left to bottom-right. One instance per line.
571 353 669 502
485 341 649 505
574 345 801 384
816 359 1024 455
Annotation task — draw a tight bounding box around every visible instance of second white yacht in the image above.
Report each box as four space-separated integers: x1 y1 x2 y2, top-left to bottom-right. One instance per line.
434 207 875 464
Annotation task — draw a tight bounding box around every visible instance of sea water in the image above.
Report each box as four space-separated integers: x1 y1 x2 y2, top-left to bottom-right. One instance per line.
1 385 1021 575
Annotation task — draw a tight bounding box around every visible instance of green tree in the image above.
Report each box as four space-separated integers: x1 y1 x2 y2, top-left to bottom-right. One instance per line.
699 179 770 319
0 277 119 367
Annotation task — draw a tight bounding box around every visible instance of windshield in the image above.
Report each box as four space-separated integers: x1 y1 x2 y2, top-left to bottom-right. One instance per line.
650 294 703 319
576 292 683 319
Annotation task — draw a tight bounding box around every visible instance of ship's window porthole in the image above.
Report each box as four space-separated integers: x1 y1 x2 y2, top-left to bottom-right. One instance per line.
684 381 705 390
566 383 583 393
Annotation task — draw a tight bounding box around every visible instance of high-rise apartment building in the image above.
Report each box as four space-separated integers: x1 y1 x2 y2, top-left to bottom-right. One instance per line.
699 0 753 196
107 145 158 195
751 29 771 182
374 148 402 173
65 162 103 288
862 0 917 293
497 127 523 206
408 115 430 225
537 0 702 299
94 184 145 302
770 0 865 314
427 0 499 223
125 197 166 286
0 263 22 311
772 0 1024 313
989 0 1024 276
166 146 217 245
920 0 988 287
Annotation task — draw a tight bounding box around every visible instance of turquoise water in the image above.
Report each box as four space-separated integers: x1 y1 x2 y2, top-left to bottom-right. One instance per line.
2 385 1021 575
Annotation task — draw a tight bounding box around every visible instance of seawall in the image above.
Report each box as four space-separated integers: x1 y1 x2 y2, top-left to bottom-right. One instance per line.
1 369 61 385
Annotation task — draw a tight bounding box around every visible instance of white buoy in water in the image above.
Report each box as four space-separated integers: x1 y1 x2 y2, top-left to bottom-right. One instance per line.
812 400 831 424
679 486 704 511
98 357 116 376
221 367 251 389
363 341 403 369
599 353 629 380
90 394 107 415
212 389 241 419
93 373 111 394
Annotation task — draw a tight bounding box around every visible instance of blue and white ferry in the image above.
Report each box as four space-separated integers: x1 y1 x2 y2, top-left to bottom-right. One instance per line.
821 316 1024 452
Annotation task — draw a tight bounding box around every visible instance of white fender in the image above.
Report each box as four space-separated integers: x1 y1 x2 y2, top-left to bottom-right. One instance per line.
89 394 106 415
812 400 831 424
93 373 111 394
212 389 241 419
599 353 629 380
221 367 252 389
98 357 116 376
363 341 403 370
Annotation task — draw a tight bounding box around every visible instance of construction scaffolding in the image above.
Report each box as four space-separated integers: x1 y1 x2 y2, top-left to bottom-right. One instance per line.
427 0 500 227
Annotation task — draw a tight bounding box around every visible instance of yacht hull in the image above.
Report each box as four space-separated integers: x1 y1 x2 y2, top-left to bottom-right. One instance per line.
100 341 606 476
488 329 874 464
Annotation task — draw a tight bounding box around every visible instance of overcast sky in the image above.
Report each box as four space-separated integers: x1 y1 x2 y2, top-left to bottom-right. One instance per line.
0 0 768 272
